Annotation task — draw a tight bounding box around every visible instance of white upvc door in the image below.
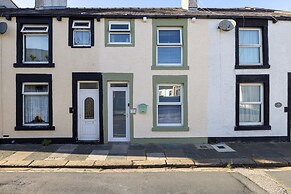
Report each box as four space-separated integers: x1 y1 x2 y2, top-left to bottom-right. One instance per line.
108 83 130 142
78 82 100 141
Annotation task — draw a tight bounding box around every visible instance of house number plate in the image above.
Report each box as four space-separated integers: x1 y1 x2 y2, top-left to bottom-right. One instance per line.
275 102 282 108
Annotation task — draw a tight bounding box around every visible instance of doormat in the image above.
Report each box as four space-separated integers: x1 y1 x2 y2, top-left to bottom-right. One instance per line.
211 144 236 152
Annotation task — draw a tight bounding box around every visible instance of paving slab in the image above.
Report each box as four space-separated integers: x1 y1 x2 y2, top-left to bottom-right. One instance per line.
193 158 223 167
45 144 77 161
106 155 127 160
165 149 186 160
109 143 129 155
166 159 195 168
132 160 167 168
29 160 68 168
146 152 165 160
0 151 16 160
86 150 109 161
0 160 33 167
24 144 61 161
127 149 146 161
253 157 288 167
220 158 256 167
94 160 132 169
3 151 34 161
65 161 95 168
66 145 95 161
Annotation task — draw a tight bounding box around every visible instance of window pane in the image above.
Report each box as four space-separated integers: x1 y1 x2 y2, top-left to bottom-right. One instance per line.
239 104 261 123
24 35 49 62
239 30 259 45
158 47 182 64
24 95 49 125
158 30 181 44
74 31 91 46
158 105 181 124
24 85 48 93
110 24 129 30
159 85 181 102
239 47 260 64
240 85 261 102
84 97 94 119
80 83 98 89
110 34 130 43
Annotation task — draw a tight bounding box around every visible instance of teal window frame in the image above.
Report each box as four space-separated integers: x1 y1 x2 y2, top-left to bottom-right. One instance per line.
152 19 188 70
105 19 135 47
152 75 189 131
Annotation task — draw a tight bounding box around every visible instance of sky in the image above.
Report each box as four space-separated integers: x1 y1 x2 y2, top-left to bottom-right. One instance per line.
12 0 291 11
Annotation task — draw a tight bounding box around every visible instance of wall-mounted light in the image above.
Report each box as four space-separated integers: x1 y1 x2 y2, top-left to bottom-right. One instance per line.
143 17 147 23
191 17 197 23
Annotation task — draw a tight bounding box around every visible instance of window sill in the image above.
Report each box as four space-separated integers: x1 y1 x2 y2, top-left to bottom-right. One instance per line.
152 126 189 132
15 126 55 131
151 66 189 70
235 65 270 69
14 63 55 68
105 43 135 47
71 46 92 48
234 125 271 131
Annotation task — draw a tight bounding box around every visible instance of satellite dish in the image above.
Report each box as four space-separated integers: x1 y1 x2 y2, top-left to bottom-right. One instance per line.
0 22 7 34
218 19 236 31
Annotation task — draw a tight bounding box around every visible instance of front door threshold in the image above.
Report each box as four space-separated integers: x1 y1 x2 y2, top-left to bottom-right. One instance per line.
76 140 101 144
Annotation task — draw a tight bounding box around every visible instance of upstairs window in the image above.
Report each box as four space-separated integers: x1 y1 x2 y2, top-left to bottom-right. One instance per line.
21 25 49 64
239 28 262 65
72 20 91 47
157 28 182 66
15 17 54 68
235 19 269 69
68 18 94 48
108 21 131 44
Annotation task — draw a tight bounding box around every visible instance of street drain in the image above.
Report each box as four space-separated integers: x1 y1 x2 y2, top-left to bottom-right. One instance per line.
211 144 236 153
195 144 213 150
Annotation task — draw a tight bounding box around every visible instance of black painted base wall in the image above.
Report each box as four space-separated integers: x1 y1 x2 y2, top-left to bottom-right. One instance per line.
208 136 289 143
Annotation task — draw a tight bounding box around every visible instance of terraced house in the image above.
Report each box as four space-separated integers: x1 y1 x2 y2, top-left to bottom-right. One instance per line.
0 0 291 144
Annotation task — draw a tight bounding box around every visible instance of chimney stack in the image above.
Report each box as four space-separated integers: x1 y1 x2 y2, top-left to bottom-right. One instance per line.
35 0 67 10
181 0 198 10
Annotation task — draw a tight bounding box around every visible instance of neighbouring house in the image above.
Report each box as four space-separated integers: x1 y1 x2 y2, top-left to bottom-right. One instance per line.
0 0 290 144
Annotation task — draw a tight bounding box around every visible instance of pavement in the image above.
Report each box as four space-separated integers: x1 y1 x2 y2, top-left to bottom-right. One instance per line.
0 142 291 169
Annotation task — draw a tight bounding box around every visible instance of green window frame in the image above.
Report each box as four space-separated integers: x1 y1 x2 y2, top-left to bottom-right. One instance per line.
105 19 135 47
152 75 189 131
152 19 188 70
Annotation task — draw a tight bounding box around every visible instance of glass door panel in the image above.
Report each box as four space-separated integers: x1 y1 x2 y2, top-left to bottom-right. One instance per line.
113 91 126 138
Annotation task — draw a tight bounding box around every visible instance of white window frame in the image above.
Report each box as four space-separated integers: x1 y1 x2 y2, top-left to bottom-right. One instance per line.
22 83 49 126
22 25 49 64
156 27 183 66
72 20 91 29
21 25 49 33
239 83 264 126
157 84 183 127
239 28 263 66
108 21 131 44
72 20 92 47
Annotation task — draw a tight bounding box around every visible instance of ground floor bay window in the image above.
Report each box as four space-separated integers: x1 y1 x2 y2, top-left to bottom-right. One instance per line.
15 74 54 130
235 75 270 131
152 75 188 131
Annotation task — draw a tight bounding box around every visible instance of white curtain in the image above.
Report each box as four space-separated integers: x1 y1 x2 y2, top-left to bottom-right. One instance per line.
239 30 260 64
239 85 261 123
24 95 49 124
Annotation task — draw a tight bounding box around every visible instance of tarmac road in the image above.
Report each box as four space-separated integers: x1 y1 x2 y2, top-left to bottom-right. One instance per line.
0 168 267 194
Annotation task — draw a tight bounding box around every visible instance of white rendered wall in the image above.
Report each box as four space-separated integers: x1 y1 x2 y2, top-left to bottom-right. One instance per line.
208 20 291 138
